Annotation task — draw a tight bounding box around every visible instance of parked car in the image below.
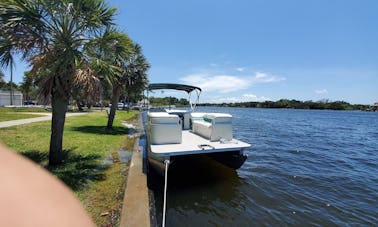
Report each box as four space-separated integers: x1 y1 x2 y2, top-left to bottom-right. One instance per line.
24 100 36 105
109 103 128 110
117 103 129 110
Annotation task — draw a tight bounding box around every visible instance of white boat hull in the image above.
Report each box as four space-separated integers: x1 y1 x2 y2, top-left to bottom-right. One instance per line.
147 130 250 176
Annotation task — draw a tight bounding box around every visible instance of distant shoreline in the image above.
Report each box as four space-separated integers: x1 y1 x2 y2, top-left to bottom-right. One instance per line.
198 99 375 111
149 97 377 111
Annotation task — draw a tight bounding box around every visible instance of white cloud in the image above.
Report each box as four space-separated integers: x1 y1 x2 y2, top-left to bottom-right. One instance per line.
236 67 245 72
315 89 328 94
255 72 266 79
201 93 271 103
206 97 240 103
242 93 271 102
252 72 286 83
180 71 285 94
180 74 249 93
243 93 257 99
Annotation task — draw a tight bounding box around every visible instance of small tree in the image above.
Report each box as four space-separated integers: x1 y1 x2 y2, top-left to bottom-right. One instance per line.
0 0 116 165
0 36 14 105
20 71 39 102
0 70 5 88
84 28 138 128
124 44 149 110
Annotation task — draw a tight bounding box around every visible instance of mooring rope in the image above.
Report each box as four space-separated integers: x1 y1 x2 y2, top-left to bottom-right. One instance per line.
162 159 170 227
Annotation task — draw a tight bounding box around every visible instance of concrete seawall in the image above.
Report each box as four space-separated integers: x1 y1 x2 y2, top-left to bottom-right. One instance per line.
120 114 150 227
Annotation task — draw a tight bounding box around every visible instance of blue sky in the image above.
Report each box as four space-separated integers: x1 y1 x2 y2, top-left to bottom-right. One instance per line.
5 0 378 104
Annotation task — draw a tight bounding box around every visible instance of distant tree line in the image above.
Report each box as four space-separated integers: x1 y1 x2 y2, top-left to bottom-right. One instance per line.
149 96 189 107
199 99 369 111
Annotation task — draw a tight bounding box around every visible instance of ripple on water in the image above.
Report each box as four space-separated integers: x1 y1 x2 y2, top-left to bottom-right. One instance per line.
151 108 378 226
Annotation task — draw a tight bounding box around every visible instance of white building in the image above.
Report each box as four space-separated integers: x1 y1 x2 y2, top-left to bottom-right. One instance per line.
0 90 23 106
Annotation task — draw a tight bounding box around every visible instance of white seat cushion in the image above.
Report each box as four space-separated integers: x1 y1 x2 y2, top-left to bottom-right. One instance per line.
192 113 233 141
147 112 182 144
192 120 212 139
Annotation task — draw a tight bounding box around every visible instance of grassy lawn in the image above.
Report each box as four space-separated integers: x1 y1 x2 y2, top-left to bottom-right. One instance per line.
0 113 47 122
0 110 139 226
0 106 50 113
0 107 49 122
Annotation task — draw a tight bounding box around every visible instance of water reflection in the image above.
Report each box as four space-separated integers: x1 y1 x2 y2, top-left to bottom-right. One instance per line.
150 155 252 226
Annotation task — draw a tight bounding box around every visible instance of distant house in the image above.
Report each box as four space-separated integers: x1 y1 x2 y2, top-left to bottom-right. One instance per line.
0 90 23 106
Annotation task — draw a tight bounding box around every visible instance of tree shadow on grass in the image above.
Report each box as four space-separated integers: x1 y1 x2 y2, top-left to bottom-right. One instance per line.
21 149 108 191
47 149 107 191
21 150 48 165
70 126 129 135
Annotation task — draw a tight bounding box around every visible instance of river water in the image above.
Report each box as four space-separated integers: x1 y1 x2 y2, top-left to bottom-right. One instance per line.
149 107 378 226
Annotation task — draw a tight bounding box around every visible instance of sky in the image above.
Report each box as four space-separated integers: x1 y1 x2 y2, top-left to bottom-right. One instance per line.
4 0 378 104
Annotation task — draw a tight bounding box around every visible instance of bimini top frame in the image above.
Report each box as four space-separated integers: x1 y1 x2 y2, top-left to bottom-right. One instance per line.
147 83 202 110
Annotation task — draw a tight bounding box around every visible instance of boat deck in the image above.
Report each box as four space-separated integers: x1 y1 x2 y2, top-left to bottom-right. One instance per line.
150 130 251 157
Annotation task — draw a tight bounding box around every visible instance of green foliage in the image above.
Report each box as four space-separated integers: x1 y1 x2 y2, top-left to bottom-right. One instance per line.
150 96 189 107
199 99 368 110
0 81 19 90
0 70 5 85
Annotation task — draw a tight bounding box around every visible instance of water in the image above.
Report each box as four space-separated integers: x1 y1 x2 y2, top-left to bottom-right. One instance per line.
150 107 378 226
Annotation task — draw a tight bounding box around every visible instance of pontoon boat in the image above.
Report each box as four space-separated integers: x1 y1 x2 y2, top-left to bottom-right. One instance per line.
145 83 251 175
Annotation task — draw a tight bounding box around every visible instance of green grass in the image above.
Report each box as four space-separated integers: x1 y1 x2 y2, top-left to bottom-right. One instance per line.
0 106 49 113
78 163 129 225
0 110 139 226
0 112 47 122
0 107 49 122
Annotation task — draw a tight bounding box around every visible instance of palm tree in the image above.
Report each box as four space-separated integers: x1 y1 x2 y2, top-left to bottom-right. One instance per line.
85 28 135 128
104 42 149 128
0 0 116 165
72 66 102 110
0 36 14 105
124 44 149 109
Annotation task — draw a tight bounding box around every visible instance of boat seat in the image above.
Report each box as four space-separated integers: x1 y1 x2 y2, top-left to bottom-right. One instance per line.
189 112 206 129
147 112 182 144
192 113 233 141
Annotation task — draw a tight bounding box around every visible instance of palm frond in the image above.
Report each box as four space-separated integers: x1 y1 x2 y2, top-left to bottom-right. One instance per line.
74 66 102 103
0 36 14 69
0 0 46 58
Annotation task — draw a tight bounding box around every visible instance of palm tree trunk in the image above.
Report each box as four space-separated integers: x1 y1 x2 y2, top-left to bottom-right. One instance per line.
107 85 120 128
49 93 68 165
75 98 83 111
10 65 13 105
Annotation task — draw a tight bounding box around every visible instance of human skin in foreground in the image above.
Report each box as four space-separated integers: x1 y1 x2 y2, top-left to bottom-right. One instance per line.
0 143 94 227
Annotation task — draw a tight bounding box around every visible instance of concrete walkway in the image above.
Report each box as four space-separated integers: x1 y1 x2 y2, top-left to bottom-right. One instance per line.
0 113 88 128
